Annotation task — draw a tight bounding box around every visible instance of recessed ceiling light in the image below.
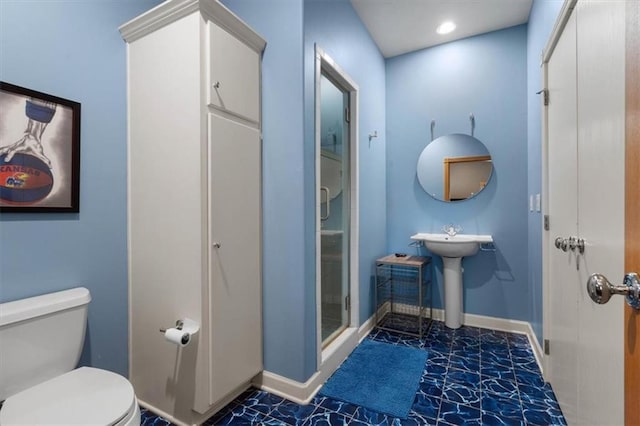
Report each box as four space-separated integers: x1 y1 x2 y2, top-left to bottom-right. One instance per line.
436 21 456 35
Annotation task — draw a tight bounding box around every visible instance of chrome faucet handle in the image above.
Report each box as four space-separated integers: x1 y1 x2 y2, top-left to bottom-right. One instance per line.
442 224 462 236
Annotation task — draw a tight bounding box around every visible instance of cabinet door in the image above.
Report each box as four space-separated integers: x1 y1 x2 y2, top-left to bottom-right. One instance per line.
208 22 260 123
208 113 262 404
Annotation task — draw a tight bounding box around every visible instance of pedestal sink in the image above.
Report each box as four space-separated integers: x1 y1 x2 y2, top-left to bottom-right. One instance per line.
411 233 493 329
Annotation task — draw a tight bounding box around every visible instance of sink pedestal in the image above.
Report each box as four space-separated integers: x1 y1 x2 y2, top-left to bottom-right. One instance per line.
443 257 463 329
410 233 493 330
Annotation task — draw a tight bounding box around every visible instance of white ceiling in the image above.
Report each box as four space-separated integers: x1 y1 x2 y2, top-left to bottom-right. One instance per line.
350 0 534 58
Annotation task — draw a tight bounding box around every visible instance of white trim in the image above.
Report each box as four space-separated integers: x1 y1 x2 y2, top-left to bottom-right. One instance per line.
541 60 551 379
126 43 134 382
358 304 382 342
542 0 577 64
350 91 360 335
119 0 198 42
541 0 577 380
314 45 360 370
199 1 266 52
389 304 544 375
458 311 544 374
254 321 372 404
119 0 266 53
254 310 544 404
314 47 322 371
428 308 545 375
138 398 216 426
138 399 193 426
255 370 319 406
139 380 249 426
529 325 545 377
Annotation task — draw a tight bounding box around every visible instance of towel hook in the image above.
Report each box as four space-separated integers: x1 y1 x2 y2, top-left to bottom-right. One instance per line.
469 113 475 137
430 120 436 142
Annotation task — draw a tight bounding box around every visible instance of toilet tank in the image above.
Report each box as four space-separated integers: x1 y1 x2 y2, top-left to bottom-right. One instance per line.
0 287 91 401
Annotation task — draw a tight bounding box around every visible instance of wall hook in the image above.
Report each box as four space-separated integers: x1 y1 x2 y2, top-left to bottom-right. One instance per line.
469 113 475 137
368 130 378 142
430 120 436 142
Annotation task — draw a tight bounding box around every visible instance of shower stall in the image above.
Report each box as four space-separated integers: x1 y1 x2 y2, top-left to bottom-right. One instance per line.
318 73 350 347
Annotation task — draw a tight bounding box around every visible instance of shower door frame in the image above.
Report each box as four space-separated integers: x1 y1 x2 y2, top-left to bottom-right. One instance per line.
314 45 360 368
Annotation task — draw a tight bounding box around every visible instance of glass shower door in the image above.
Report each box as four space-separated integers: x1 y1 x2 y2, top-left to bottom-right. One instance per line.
319 73 350 346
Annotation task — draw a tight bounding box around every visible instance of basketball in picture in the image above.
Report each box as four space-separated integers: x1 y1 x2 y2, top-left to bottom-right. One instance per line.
0 153 54 205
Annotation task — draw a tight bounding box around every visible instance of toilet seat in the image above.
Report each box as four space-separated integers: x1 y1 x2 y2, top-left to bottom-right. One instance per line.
0 367 139 426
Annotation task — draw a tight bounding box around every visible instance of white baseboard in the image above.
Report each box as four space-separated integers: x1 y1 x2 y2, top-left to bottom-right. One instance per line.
428 308 544 375
138 400 192 426
359 304 381 342
253 320 375 405
463 311 544 375
254 309 544 404
138 380 252 426
254 370 319 405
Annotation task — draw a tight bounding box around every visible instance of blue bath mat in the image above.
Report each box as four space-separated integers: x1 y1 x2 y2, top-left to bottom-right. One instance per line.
319 339 428 419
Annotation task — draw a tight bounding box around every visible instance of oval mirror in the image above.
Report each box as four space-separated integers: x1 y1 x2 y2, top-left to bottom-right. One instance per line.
417 133 493 202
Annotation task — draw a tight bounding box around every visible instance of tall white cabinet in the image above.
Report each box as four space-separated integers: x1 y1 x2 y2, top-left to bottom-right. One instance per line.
120 1 265 424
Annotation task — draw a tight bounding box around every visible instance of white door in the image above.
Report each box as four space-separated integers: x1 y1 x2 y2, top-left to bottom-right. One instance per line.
574 1 625 424
208 113 262 403
546 9 579 421
546 1 625 424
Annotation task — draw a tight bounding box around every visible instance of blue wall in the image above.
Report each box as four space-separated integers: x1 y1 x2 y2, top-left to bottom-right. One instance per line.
0 0 162 376
220 0 310 383
304 0 387 329
526 0 564 344
386 25 530 323
223 0 386 382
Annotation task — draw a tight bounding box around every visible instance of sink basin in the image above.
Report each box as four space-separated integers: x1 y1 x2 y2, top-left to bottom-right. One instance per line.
411 233 493 329
411 233 493 258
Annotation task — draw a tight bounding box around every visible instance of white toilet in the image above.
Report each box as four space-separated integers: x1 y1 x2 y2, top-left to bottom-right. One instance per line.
0 287 141 425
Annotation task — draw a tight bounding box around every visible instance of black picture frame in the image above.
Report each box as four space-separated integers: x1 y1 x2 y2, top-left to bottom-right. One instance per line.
0 82 80 212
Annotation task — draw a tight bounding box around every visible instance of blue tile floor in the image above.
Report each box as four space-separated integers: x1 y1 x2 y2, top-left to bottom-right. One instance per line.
142 320 566 425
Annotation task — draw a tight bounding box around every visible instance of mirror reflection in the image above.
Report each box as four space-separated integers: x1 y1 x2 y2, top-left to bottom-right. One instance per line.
321 150 342 201
417 133 493 202
320 74 345 204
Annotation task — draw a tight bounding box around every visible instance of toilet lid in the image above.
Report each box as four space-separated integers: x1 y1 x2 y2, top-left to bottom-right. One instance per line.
0 367 136 425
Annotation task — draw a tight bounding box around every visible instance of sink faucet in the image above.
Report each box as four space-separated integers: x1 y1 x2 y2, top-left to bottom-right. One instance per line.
442 224 462 237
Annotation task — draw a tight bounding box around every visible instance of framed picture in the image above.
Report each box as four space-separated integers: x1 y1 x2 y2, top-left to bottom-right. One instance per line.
0 82 80 212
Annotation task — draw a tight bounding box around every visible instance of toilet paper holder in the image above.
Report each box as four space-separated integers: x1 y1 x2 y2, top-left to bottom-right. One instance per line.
159 318 200 347
159 319 184 334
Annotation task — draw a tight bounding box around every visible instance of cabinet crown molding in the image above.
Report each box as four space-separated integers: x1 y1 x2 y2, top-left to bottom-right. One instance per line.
119 0 266 53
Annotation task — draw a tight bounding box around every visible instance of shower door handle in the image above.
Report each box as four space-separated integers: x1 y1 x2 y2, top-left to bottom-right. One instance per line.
320 186 330 220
